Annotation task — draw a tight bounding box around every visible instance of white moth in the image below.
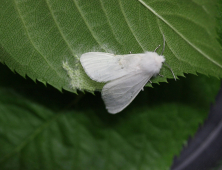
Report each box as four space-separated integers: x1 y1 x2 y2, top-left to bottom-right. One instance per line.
80 36 175 114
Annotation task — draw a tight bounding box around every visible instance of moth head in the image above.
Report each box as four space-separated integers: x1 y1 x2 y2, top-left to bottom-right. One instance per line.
140 52 165 75
155 53 165 64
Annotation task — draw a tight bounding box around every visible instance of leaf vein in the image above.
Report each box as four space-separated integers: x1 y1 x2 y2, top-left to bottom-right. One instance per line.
138 0 222 68
72 0 105 51
13 0 64 79
45 0 75 54
118 0 144 51
99 0 123 48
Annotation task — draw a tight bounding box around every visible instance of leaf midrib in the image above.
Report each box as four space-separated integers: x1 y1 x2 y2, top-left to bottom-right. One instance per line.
0 113 61 164
138 0 222 69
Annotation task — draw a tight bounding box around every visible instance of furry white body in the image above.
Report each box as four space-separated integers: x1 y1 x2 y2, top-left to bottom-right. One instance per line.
80 52 165 114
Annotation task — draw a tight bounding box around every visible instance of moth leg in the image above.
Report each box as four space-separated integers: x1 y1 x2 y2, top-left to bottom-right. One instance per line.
149 80 152 84
158 74 164 77
141 87 144 91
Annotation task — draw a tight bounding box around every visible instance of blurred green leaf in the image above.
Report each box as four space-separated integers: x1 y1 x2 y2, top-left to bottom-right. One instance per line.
0 63 220 170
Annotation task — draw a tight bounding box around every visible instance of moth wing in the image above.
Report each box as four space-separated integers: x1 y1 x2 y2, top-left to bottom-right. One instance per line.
102 72 152 114
80 52 139 82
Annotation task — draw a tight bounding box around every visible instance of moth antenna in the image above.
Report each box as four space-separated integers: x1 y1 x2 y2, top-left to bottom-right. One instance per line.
163 62 176 81
154 45 161 52
161 34 165 55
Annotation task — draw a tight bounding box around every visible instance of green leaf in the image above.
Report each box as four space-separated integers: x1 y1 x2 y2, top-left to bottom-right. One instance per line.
0 0 222 92
0 63 220 170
